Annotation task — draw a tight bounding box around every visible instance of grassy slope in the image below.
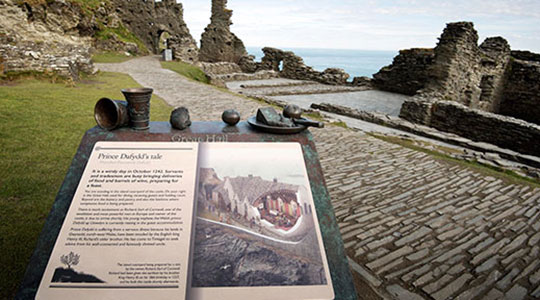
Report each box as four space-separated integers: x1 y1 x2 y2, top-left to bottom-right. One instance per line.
160 61 209 84
0 72 172 299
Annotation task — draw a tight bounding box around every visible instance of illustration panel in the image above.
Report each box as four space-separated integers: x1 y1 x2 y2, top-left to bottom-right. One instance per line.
191 143 330 288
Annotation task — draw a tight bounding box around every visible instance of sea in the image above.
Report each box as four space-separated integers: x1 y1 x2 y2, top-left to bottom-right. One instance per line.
246 47 398 79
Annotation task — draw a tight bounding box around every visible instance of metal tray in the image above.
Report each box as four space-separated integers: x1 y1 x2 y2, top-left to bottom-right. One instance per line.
247 116 306 134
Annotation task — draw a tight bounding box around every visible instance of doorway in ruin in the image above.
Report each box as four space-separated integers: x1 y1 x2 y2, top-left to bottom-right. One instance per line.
158 31 171 53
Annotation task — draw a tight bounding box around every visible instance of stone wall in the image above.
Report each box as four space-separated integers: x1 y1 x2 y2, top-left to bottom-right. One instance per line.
421 22 484 106
381 22 514 113
500 59 540 125
199 0 248 64
0 39 95 80
260 47 285 71
399 98 433 125
511 50 540 62
396 21 540 144
200 62 242 75
429 101 540 157
372 48 434 95
474 37 511 112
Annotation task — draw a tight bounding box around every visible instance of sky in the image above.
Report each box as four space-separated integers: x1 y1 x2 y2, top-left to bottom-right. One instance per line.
180 0 540 52
198 143 307 186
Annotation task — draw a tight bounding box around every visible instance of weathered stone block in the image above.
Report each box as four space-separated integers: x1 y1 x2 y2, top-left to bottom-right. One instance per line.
500 59 540 125
373 48 434 95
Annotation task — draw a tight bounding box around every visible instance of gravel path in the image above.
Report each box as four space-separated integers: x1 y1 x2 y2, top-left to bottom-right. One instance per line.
97 56 540 300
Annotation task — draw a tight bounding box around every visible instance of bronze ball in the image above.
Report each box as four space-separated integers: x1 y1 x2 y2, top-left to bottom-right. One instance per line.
222 109 240 125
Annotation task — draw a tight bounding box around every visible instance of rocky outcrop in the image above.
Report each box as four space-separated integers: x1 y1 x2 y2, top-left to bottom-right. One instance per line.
111 0 198 62
199 0 248 64
0 0 96 79
0 0 200 79
260 47 350 85
192 221 326 287
372 48 434 95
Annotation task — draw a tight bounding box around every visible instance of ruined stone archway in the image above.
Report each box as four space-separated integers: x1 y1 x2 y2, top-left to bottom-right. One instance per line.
158 30 171 53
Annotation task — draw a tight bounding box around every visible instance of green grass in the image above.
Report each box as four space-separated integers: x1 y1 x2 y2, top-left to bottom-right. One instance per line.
95 23 148 54
69 0 105 10
91 51 134 63
330 121 348 129
160 61 210 84
0 72 172 299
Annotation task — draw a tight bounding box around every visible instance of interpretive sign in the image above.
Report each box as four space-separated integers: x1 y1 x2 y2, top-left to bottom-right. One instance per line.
35 141 334 300
36 142 200 299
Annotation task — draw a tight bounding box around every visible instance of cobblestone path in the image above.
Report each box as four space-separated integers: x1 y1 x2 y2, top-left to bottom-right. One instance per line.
96 56 259 120
97 57 540 299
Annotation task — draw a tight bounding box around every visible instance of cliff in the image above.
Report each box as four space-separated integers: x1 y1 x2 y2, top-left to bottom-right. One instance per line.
0 0 198 80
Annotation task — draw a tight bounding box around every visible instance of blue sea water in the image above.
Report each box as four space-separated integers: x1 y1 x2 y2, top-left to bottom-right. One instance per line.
246 47 397 79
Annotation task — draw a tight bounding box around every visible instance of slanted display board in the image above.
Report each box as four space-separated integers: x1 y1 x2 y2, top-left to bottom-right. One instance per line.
16 122 356 300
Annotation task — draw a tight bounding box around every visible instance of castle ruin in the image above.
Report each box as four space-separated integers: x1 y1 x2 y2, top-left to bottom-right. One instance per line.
370 22 540 156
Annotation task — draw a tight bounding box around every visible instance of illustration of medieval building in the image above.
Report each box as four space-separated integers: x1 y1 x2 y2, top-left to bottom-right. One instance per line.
198 168 312 232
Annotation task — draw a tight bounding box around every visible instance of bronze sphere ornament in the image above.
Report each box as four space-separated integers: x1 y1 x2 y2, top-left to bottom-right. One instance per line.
222 109 241 126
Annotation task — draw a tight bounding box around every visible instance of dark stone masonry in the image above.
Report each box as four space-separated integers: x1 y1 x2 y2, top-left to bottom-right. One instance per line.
378 22 540 127
372 48 434 96
371 21 540 156
429 101 540 157
500 59 540 125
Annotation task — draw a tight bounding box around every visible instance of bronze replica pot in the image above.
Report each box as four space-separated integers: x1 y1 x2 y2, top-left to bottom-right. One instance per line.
121 88 153 130
94 97 129 130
